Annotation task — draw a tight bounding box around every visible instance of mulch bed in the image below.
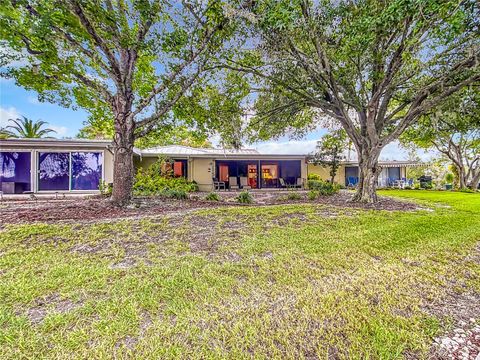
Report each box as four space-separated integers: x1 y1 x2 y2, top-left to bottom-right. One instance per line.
0 191 419 225
0 197 226 225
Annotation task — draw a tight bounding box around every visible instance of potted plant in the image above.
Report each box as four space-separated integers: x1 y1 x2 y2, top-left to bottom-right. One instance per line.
444 173 454 190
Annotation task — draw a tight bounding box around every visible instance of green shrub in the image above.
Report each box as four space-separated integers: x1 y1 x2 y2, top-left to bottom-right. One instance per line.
236 190 254 204
422 182 433 190
307 173 321 181
459 188 475 193
307 180 340 195
287 192 302 200
445 173 454 184
414 183 421 190
278 191 303 201
133 158 198 195
98 180 112 196
205 192 221 201
307 190 319 200
160 189 188 199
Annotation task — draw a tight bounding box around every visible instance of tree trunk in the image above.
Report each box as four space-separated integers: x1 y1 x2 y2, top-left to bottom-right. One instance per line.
111 95 136 206
352 148 381 203
456 165 467 189
469 168 480 190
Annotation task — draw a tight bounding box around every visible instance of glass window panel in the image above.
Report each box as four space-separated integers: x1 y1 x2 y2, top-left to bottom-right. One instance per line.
261 163 279 188
388 167 401 180
71 152 103 190
38 152 70 191
0 152 31 193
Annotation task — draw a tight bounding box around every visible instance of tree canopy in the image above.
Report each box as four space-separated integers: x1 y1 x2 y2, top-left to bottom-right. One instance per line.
0 0 250 204
401 87 480 189
222 0 480 201
311 129 348 184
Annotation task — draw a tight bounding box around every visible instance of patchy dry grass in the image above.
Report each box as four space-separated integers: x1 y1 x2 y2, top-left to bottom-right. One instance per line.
0 191 479 359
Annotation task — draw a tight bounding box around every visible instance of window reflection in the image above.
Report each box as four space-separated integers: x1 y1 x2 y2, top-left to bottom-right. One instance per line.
38 152 70 191
71 152 103 190
0 152 31 193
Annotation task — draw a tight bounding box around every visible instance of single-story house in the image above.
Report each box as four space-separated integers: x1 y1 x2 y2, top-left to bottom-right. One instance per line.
0 139 421 194
308 160 422 188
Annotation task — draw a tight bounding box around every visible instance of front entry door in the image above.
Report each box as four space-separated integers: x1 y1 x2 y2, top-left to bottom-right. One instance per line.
219 165 229 183
247 164 258 188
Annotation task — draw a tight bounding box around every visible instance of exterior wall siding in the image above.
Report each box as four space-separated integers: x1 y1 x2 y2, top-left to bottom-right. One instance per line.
307 163 346 185
103 150 114 184
134 156 157 171
193 158 215 191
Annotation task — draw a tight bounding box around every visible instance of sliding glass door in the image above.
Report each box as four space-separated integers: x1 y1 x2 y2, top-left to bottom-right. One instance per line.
38 152 70 191
38 151 103 191
261 164 278 188
0 151 32 193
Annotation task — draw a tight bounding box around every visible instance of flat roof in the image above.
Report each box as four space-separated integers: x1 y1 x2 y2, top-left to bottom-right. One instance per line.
141 145 260 155
0 138 112 147
343 160 424 167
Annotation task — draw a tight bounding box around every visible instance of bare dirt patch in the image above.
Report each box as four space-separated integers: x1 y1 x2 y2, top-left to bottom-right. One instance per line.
426 243 480 359
18 293 83 325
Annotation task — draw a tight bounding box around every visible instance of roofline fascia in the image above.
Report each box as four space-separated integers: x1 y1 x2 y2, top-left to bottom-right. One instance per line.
138 153 307 160
0 138 112 146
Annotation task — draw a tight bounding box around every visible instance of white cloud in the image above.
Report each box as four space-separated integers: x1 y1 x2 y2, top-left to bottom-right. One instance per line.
254 139 318 154
0 106 21 127
49 125 69 136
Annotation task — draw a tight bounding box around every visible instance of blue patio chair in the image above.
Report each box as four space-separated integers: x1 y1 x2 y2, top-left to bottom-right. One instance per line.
347 176 358 187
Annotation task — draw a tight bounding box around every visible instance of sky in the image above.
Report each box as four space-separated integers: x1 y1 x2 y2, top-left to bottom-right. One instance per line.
0 78 434 161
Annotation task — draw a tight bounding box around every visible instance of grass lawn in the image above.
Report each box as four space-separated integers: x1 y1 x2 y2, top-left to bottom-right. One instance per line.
0 190 479 359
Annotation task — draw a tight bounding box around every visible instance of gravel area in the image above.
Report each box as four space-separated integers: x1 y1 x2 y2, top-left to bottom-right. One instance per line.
433 320 480 360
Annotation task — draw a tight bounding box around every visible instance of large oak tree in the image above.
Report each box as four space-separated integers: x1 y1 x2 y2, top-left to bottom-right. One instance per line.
0 0 248 205
402 87 480 190
225 0 480 202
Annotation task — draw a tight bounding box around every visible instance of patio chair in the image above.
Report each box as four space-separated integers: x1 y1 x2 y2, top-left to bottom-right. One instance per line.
296 178 304 189
212 177 225 191
239 177 251 190
347 176 358 188
279 178 289 189
229 176 239 190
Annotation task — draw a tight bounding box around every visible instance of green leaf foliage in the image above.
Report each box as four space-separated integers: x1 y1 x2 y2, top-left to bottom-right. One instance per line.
133 158 198 196
311 129 348 183
307 180 340 196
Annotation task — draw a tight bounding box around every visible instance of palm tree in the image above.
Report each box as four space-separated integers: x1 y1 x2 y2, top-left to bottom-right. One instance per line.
3 116 57 138
0 128 10 139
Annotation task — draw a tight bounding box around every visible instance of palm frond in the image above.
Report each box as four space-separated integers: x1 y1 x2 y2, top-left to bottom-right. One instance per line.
5 116 57 138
